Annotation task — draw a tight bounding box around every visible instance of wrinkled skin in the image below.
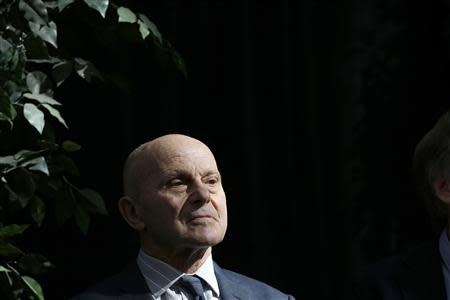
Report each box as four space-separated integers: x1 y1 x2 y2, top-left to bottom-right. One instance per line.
119 134 228 272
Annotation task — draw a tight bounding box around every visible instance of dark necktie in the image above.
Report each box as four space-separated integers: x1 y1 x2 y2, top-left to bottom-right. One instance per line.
178 275 207 300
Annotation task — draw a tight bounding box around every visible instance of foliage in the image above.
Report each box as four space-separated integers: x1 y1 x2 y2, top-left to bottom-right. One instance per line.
0 0 186 298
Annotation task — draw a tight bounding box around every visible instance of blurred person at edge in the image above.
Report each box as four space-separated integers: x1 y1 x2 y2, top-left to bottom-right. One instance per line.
350 111 450 300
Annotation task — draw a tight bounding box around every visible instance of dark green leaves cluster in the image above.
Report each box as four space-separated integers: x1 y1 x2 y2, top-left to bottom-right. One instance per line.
1 0 185 298
0 224 50 300
115 5 186 78
0 0 140 299
0 141 108 299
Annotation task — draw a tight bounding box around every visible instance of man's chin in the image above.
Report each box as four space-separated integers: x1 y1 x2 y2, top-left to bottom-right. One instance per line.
184 233 224 248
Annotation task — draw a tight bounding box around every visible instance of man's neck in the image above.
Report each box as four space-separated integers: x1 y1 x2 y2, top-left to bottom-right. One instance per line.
141 245 212 273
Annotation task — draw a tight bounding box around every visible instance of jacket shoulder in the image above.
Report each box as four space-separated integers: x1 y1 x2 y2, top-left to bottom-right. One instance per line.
69 261 148 300
348 240 444 300
68 273 127 300
216 265 295 299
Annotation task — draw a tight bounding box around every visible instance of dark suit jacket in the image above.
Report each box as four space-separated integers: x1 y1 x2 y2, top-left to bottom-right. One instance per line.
350 240 446 300
70 261 295 299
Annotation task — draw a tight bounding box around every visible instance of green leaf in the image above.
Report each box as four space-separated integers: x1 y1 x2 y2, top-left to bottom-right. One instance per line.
0 88 17 126
41 103 68 128
0 46 14 67
22 276 44 300
23 93 62 106
0 36 12 52
26 71 48 95
74 205 90 235
37 139 59 151
0 242 23 256
138 14 162 44
23 34 50 60
44 1 58 9
58 0 75 12
0 39 26 75
52 60 73 87
74 58 103 82
5 168 36 207
14 149 46 162
3 80 26 103
62 140 81 152
0 267 15 291
170 47 187 78
80 188 107 215
52 178 77 225
18 253 54 275
117 6 136 23
27 56 61 64
28 21 58 48
53 155 79 176
23 103 45 134
83 0 108 18
29 196 46 226
22 156 49 175
0 224 29 238
19 0 48 25
137 20 150 40
0 265 11 273
0 155 16 168
0 112 13 128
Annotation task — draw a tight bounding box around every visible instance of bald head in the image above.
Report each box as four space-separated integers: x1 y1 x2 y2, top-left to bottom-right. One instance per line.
119 134 227 267
122 134 216 201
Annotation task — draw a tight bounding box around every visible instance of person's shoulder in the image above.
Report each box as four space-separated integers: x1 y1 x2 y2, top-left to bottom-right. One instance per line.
366 239 439 278
68 279 114 300
68 272 125 300
68 261 147 300
219 267 279 289
214 263 295 299
347 239 441 300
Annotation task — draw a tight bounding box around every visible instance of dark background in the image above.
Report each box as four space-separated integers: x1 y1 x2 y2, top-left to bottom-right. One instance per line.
36 0 450 299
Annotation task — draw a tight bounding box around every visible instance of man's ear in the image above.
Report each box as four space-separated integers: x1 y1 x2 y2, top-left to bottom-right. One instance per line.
118 196 146 231
433 177 450 205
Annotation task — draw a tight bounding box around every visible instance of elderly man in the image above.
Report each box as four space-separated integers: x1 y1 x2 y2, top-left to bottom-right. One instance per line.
71 134 295 300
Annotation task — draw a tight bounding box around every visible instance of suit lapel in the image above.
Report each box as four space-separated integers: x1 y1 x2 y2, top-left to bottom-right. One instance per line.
214 262 251 300
115 261 154 300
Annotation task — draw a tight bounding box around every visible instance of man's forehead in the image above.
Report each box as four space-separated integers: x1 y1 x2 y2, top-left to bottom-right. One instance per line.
160 168 221 178
154 151 219 173
151 138 215 161
132 134 218 173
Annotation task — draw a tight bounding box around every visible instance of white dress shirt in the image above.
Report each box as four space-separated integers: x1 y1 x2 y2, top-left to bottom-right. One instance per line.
136 249 220 300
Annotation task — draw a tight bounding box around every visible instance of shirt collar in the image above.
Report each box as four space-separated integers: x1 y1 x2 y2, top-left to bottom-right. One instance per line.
191 253 220 297
137 249 183 298
136 249 220 298
439 228 450 272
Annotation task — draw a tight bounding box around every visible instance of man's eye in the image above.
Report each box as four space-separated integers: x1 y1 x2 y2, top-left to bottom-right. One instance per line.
205 177 218 185
169 179 183 186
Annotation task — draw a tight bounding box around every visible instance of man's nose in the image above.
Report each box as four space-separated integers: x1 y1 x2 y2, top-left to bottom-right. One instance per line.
188 181 210 204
